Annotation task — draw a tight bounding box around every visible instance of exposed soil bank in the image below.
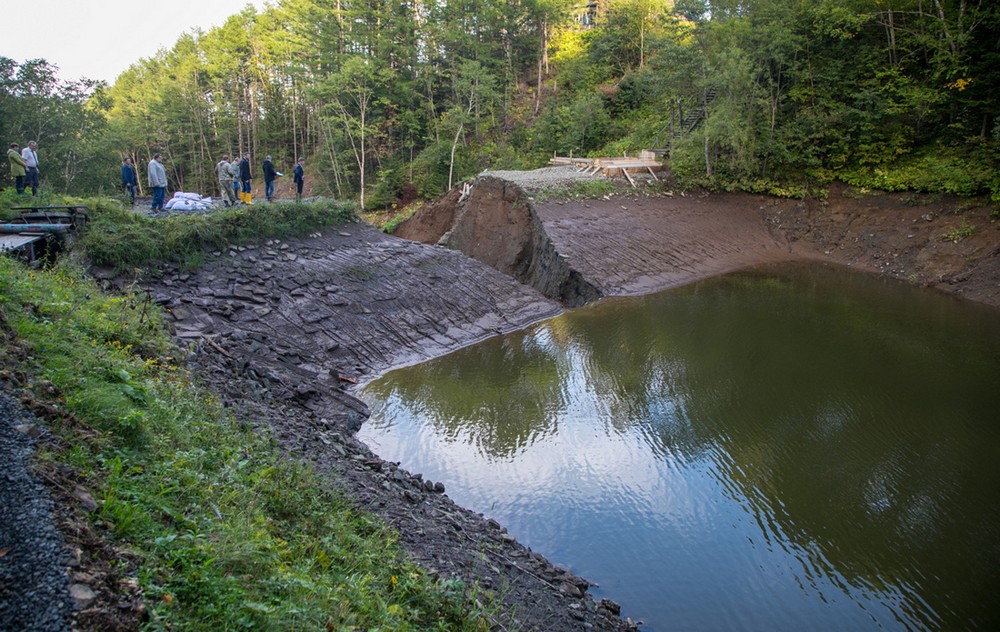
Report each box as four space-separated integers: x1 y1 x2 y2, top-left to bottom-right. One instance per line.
124 226 633 630
397 176 600 306
117 177 997 630
403 176 999 308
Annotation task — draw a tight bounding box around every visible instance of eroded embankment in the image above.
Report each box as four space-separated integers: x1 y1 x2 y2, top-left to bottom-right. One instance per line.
403 176 999 309
131 177 997 632
396 176 601 306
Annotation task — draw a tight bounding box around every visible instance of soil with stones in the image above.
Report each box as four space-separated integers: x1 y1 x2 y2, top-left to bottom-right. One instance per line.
6 168 997 631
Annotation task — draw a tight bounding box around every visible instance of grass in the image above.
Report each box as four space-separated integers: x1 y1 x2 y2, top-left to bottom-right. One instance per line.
79 199 359 271
0 219 491 629
941 218 977 242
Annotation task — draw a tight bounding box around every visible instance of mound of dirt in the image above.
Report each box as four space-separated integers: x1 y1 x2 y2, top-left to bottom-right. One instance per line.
396 176 600 306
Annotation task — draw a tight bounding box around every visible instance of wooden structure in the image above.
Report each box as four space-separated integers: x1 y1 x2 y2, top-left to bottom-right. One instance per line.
550 152 664 187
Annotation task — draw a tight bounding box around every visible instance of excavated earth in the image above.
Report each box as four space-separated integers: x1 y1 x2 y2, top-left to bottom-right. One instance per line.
20 169 997 630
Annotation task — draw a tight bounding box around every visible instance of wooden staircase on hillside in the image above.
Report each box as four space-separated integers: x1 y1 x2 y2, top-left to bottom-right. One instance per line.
649 88 718 156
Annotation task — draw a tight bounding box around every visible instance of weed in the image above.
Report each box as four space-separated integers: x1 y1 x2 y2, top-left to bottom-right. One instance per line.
82 199 359 271
941 218 976 242
0 255 490 630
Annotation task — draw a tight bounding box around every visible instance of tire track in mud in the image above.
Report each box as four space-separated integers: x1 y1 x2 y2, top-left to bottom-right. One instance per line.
136 223 561 424
534 193 795 296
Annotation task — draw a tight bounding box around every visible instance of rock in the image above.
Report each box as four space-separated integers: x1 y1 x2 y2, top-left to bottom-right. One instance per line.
599 598 621 615
69 583 97 607
73 486 98 512
559 582 584 598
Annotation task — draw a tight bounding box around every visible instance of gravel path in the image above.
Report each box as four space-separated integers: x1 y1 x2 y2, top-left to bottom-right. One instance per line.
482 166 605 191
0 391 72 632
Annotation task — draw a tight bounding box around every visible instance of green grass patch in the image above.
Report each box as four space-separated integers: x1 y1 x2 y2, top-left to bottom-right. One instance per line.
0 256 490 630
941 218 977 242
81 199 359 271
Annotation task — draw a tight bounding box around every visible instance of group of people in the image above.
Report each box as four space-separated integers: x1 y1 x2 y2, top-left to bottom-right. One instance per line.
6 140 40 195
8 141 306 208
212 153 307 208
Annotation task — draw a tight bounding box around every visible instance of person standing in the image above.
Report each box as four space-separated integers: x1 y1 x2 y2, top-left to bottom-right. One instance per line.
147 153 167 211
229 156 241 202
121 157 138 205
239 152 252 205
216 154 237 207
7 143 27 194
262 155 277 202
21 140 39 196
293 157 305 202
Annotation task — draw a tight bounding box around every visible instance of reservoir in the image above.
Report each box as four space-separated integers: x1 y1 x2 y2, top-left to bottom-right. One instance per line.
358 263 1000 630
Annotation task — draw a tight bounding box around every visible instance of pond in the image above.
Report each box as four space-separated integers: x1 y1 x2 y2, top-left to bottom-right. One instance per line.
357 263 1000 631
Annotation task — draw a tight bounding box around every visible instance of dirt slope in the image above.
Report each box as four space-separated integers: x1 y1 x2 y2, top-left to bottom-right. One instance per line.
404 176 999 307
130 224 634 631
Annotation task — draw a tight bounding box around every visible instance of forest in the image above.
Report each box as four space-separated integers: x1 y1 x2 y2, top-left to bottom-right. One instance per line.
2 0 998 207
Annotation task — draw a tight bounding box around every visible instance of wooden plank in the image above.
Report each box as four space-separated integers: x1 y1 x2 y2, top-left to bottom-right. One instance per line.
622 168 637 188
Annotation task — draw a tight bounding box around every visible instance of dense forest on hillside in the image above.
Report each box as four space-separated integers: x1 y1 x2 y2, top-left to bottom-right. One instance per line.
2 0 998 206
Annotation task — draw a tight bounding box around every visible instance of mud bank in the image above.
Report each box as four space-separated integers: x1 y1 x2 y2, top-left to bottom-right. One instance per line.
404 176 999 308
397 176 600 306
135 176 997 631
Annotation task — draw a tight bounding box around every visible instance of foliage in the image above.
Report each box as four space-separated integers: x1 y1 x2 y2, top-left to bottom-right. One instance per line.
82 198 358 270
0 255 491 630
381 207 417 234
941 218 977 242
4 0 999 201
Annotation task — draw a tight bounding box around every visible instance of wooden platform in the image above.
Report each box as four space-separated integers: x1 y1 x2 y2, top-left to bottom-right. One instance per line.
549 154 663 187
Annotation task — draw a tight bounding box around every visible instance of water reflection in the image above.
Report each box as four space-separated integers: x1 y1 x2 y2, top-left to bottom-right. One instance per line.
360 263 1000 631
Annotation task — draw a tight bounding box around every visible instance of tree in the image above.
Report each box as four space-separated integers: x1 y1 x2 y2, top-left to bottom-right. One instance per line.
315 55 393 208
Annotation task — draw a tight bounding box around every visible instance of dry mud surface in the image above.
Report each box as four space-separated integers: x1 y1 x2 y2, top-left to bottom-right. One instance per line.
89 174 999 629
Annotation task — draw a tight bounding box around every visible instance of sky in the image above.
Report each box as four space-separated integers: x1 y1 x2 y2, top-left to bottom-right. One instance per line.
4 0 267 84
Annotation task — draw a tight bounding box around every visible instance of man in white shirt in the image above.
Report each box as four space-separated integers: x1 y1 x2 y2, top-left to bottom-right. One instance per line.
21 140 39 196
147 153 168 210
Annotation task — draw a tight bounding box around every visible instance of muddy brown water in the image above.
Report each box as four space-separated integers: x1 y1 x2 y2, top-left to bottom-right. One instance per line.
359 262 1000 631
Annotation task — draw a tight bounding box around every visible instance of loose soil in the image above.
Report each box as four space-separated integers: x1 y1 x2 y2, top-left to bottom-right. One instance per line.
16 169 999 630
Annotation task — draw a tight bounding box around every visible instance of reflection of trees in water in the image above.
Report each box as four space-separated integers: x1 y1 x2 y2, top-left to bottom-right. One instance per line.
371 264 1000 628
367 332 569 459
605 267 1000 630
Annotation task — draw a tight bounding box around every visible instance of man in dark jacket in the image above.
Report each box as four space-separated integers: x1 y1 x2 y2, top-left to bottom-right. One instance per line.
239 152 252 204
293 157 305 203
262 155 278 202
121 157 137 205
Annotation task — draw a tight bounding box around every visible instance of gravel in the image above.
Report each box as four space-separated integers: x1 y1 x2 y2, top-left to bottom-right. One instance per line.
481 166 604 191
0 391 72 632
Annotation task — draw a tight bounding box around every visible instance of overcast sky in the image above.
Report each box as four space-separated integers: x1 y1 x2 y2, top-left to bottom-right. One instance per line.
5 0 268 84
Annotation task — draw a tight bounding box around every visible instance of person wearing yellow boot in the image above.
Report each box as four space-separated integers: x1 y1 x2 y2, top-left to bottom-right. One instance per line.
238 152 253 204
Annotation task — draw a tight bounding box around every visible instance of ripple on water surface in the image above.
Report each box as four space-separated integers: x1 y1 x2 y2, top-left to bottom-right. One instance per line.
359 263 1000 631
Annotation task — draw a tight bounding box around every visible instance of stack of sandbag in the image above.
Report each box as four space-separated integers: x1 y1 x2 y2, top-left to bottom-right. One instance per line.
164 192 213 211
